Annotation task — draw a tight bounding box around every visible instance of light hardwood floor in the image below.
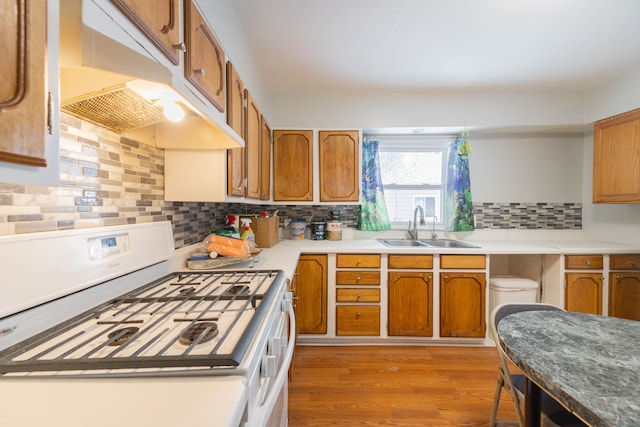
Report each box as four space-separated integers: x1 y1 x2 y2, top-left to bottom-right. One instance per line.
288 345 517 427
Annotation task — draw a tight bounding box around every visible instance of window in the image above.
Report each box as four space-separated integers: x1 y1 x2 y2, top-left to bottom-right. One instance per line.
376 136 448 227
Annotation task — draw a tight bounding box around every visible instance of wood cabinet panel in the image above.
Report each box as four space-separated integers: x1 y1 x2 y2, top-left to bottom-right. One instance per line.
593 108 640 203
388 255 433 269
110 0 181 65
335 271 380 286
388 272 433 337
565 273 603 315
609 272 640 321
564 255 603 269
440 255 486 269
336 306 380 336
273 130 313 201
259 115 271 200
336 289 380 303
610 254 640 270
440 273 485 338
184 0 225 112
0 0 48 166
295 254 327 334
319 130 359 202
226 61 245 197
244 90 261 199
336 254 381 268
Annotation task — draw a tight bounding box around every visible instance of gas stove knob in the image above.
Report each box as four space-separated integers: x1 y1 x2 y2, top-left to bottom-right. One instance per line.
261 355 277 378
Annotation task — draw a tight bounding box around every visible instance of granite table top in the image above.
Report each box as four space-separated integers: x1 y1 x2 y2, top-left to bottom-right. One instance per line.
498 311 640 427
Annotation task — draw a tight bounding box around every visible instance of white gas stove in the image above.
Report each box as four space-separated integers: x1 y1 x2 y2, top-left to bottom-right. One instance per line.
0 222 294 427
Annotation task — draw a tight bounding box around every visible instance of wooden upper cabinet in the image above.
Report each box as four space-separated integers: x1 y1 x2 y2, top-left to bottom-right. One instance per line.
110 0 181 65
0 0 48 167
593 108 640 203
226 61 245 197
273 130 313 201
244 90 261 199
259 115 271 200
319 130 360 202
184 0 225 112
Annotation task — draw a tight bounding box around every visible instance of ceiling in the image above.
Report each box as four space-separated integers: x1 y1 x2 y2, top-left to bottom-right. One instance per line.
232 0 640 94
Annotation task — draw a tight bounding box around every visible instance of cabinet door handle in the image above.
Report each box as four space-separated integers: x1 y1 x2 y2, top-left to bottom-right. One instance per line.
356 276 361 282
160 0 176 34
194 68 206 76
173 42 187 52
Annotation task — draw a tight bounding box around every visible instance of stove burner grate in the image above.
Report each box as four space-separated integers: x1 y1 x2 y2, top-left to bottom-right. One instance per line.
107 327 140 346
178 322 219 346
224 285 250 296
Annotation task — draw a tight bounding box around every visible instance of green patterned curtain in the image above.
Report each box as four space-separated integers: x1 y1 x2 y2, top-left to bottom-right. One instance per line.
445 134 475 231
358 138 391 231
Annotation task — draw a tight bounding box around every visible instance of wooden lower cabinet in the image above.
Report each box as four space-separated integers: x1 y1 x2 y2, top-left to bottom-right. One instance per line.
565 273 603 315
388 272 433 336
295 254 327 334
440 273 485 338
336 306 380 336
609 272 640 320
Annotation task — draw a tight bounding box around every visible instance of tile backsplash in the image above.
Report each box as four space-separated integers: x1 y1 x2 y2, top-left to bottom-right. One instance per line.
0 114 581 248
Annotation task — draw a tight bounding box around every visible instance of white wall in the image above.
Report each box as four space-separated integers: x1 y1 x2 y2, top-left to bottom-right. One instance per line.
470 133 583 203
580 64 640 245
269 90 585 130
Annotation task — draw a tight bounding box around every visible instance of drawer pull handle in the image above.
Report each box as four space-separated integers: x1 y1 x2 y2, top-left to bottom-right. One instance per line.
356 276 361 281
356 312 361 318
356 260 362 265
356 294 361 299
586 260 591 266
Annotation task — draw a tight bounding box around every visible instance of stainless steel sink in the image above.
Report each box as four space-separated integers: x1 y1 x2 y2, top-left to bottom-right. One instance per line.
377 239 429 247
419 239 479 248
377 238 479 249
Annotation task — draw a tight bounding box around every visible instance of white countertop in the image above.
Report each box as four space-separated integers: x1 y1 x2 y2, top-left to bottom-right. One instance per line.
172 236 640 280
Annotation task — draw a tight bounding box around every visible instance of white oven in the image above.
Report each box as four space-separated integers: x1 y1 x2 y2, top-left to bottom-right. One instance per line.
0 222 294 427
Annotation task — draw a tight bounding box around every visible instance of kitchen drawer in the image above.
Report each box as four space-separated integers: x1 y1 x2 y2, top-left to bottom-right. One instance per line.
335 271 380 285
565 255 603 269
610 254 640 270
336 288 380 303
336 306 380 336
440 255 486 269
336 254 381 268
388 254 433 269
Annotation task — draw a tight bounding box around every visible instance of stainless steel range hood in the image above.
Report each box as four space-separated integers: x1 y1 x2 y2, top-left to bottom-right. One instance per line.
59 0 243 149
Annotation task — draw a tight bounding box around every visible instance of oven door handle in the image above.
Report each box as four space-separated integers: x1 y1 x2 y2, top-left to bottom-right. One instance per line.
253 293 296 426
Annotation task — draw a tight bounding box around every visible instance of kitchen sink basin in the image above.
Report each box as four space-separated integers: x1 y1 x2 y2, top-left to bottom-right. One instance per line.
378 238 479 249
378 239 429 247
419 239 480 249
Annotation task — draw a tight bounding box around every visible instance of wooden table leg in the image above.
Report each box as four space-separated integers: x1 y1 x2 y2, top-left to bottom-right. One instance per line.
524 377 541 427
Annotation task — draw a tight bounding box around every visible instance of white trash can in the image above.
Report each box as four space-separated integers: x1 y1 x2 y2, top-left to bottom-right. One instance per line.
489 275 540 314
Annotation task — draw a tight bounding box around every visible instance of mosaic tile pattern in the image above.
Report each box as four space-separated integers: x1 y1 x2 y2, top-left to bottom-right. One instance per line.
0 114 581 248
473 202 582 229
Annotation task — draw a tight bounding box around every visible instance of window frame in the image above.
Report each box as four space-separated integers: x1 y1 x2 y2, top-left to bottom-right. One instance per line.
375 136 449 229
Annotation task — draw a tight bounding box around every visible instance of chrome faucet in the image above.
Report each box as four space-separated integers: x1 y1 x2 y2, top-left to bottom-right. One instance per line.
431 215 438 240
407 206 425 240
